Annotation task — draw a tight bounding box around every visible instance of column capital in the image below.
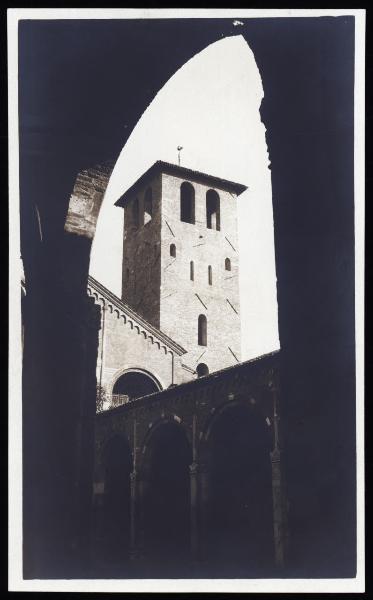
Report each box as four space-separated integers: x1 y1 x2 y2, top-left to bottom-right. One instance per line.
268 380 279 393
270 448 281 463
189 461 199 475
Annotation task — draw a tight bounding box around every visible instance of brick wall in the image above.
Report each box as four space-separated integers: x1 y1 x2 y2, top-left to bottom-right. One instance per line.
160 173 241 374
65 162 114 238
88 278 192 410
119 167 241 377
121 173 162 327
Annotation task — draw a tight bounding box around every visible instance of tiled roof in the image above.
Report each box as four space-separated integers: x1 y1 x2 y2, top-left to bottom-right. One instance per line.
98 350 280 417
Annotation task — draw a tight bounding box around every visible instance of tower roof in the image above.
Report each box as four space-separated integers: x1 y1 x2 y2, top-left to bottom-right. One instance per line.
115 160 248 208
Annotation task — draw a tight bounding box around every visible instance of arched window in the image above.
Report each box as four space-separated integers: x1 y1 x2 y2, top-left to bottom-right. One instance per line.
170 243 176 257
206 189 220 231
180 182 195 224
196 363 209 378
198 314 207 346
225 257 231 271
112 369 161 400
208 265 212 285
132 198 140 228
190 261 194 281
144 187 153 225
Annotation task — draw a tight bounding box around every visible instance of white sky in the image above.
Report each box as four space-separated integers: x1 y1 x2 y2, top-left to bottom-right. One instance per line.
90 34 280 360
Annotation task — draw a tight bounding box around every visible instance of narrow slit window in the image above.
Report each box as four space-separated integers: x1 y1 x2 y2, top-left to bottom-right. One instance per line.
170 243 176 257
206 189 220 231
190 261 194 281
144 187 153 225
225 258 231 271
208 265 212 285
180 182 195 224
198 314 207 346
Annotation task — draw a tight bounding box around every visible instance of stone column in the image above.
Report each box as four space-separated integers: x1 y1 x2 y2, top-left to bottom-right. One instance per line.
189 460 211 564
21 163 113 578
74 296 102 573
22 261 102 578
189 461 199 560
129 470 139 559
130 468 150 561
271 448 284 566
270 385 287 568
198 462 211 563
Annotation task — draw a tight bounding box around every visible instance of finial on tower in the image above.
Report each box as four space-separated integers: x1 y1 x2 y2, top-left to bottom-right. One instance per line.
177 146 183 166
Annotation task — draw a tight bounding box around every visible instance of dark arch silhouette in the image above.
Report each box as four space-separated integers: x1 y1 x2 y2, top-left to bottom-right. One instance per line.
113 370 161 400
225 257 231 271
196 363 209 377
180 182 195 224
204 402 274 577
141 420 192 575
19 19 356 578
170 243 176 257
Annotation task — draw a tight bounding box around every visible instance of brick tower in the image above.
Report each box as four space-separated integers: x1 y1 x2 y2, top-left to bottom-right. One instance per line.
115 161 247 375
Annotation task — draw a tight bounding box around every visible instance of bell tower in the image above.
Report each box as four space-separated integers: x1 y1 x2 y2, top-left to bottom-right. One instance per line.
115 161 247 375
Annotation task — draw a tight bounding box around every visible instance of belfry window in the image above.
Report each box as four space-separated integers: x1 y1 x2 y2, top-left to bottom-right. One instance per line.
180 182 195 224
144 187 153 225
208 265 212 285
170 244 176 257
198 314 207 346
190 261 194 281
206 189 220 231
225 258 231 271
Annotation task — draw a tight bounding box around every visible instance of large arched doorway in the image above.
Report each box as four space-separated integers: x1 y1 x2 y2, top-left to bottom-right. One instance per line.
112 369 161 402
99 435 133 573
141 420 192 574
204 402 274 577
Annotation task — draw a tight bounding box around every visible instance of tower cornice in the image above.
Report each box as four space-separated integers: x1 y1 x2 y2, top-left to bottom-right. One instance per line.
115 160 248 208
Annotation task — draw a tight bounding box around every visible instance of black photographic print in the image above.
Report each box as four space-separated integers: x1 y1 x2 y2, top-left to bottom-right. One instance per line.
8 8 365 593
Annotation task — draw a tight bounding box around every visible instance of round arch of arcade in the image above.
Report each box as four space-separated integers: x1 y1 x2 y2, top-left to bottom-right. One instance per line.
195 395 275 570
136 413 193 560
139 412 191 470
197 394 272 463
